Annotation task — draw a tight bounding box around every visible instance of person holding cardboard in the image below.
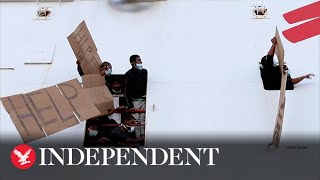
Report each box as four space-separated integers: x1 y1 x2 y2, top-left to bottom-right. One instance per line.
76 60 113 86
123 54 148 138
259 37 315 90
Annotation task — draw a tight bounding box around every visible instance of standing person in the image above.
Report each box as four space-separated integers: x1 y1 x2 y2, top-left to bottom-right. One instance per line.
76 60 113 86
124 54 148 138
260 37 314 90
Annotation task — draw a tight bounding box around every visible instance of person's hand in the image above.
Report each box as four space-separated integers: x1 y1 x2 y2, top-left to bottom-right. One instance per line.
305 73 315 79
100 65 107 76
116 105 126 110
271 37 277 44
100 69 105 76
108 109 115 114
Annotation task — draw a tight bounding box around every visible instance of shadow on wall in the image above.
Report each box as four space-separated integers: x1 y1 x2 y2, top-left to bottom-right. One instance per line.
107 0 156 13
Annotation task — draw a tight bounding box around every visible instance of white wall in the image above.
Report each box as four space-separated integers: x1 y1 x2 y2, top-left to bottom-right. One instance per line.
0 0 319 145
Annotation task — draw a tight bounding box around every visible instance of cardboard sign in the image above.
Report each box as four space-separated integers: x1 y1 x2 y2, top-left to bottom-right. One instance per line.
271 71 288 149
36 86 79 135
275 27 285 75
1 79 101 143
1 94 46 143
82 74 114 116
270 27 287 149
67 21 102 75
82 74 105 88
57 79 101 121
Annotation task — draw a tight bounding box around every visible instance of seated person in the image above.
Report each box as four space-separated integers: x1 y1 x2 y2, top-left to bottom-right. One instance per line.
76 60 112 87
260 37 314 90
109 114 144 147
84 115 118 147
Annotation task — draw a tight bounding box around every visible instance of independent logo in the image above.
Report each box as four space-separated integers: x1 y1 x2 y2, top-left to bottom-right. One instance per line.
10 144 36 170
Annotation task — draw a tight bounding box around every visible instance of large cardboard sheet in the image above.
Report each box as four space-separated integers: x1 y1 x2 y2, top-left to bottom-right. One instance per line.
1 94 46 143
57 79 101 121
271 71 288 149
275 27 285 75
82 74 114 116
35 86 79 135
67 20 102 75
1 79 102 143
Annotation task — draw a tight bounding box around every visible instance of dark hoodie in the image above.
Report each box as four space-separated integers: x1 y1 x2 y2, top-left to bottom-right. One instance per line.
124 68 148 108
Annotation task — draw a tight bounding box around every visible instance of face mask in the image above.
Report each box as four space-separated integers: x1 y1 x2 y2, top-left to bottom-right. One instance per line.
121 124 135 133
112 89 122 94
135 64 143 70
105 69 112 76
126 126 135 133
88 129 98 137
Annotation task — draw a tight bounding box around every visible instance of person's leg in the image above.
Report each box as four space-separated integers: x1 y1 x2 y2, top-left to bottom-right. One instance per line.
138 100 146 137
132 100 146 138
132 100 141 138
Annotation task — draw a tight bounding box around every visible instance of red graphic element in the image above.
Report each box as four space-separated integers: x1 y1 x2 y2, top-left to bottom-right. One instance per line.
283 1 320 24
11 144 36 170
283 18 320 43
282 1 320 43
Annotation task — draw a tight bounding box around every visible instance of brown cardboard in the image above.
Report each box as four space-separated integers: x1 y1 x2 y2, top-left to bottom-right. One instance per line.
275 27 285 75
0 78 104 143
41 86 79 135
57 78 101 121
272 71 288 148
67 20 102 75
24 89 58 135
1 94 46 143
271 27 287 149
82 74 114 115
82 74 105 88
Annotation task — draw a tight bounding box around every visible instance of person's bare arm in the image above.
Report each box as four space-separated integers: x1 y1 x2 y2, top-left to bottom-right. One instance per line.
267 37 277 56
292 74 315 85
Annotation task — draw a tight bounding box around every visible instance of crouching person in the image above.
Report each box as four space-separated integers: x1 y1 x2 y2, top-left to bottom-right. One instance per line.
110 114 144 148
260 37 314 90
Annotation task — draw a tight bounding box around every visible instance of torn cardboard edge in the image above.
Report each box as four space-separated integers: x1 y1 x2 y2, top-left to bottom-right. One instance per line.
0 78 114 143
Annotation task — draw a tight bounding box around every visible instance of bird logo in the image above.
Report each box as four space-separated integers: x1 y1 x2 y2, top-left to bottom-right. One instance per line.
13 148 32 165
11 144 36 169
